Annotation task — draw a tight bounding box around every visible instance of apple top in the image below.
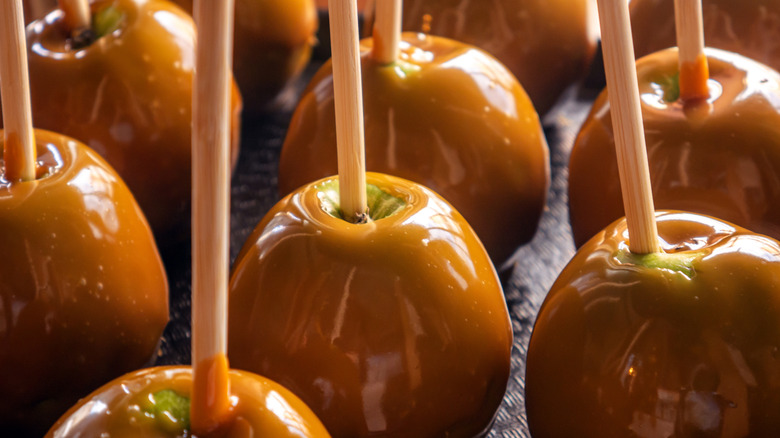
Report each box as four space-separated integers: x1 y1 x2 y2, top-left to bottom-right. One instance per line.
45 367 331 437
570 48 780 248
279 32 550 264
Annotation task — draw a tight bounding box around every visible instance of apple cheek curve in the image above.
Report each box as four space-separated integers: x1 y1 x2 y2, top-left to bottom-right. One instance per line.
16 0 243 246
0 129 169 436
399 0 597 114
526 211 780 437
569 48 780 248
279 33 550 265
228 172 513 437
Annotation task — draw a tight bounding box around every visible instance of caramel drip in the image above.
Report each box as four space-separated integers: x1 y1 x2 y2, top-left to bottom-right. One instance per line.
3 132 23 182
191 354 231 434
0 0 37 182
680 54 710 100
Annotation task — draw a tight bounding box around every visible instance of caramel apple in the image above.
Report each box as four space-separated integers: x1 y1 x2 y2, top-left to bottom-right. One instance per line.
526 211 780 436
569 48 780 247
45 367 331 437
1 0 242 246
0 129 169 436
395 0 598 114
533 1 780 432
44 1 329 435
280 32 550 264
631 0 780 73
228 173 512 437
173 0 318 114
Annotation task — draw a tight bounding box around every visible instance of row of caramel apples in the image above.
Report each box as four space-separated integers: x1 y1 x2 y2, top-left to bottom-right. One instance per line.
2 0 780 436
2 0 553 435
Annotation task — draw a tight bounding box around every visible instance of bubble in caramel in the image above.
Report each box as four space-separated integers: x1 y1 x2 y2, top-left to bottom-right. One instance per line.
0 129 168 436
229 172 513 437
526 211 780 436
569 48 780 247
280 33 550 265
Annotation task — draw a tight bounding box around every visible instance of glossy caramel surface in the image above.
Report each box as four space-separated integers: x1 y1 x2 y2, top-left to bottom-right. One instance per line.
631 0 780 74
569 48 780 247
526 211 780 437
6 0 242 245
280 33 550 264
229 172 513 437
0 130 169 436
399 0 598 114
23 0 55 24
173 0 317 114
46 366 331 437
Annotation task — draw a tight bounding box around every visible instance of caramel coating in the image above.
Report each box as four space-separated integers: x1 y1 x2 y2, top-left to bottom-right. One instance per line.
569 48 780 247
23 0 55 24
46 366 331 437
0 129 169 436
280 33 550 264
2 0 242 245
526 211 780 436
173 0 318 114
631 0 780 74
398 0 597 114
229 173 513 437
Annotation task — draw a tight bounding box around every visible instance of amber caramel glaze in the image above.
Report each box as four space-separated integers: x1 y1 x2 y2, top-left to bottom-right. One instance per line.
0 0 242 245
0 129 169 436
631 0 780 73
23 0 56 24
45 366 332 437
399 0 597 114
229 172 513 437
680 55 710 101
173 0 317 114
569 48 780 248
191 354 231 435
279 33 550 264
526 211 780 436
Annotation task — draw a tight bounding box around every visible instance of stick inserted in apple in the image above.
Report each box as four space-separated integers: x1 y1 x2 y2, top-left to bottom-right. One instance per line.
44 1 329 436
280 0 550 266
527 1 780 435
0 1 168 435
230 1 513 435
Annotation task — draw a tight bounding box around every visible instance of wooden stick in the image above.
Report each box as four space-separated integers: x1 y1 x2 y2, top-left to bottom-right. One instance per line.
674 0 709 100
0 0 37 182
329 0 369 222
190 0 234 433
372 0 402 64
597 0 660 254
57 0 91 41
